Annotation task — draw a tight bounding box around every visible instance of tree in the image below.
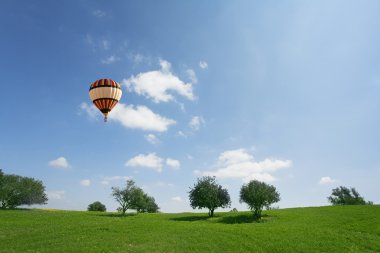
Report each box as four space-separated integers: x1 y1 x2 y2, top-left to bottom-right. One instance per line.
188 176 231 217
111 180 159 215
136 194 159 213
87 201 106 212
0 172 48 209
328 186 371 205
240 180 280 220
111 180 140 215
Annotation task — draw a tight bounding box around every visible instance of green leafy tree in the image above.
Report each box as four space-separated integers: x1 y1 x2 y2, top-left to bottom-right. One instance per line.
240 180 280 220
87 201 106 212
136 194 159 213
112 180 139 215
112 180 159 215
0 172 48 209
189 176 231 217
328 186 371 205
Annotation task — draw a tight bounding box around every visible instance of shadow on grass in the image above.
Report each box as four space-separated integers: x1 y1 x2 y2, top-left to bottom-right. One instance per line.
217 214 271 224
170 215 211 222
96 212 138 218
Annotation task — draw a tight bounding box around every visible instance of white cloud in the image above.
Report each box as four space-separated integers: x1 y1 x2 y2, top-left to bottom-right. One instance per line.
48 157 70 169
171 196 183 202
101 55 118 64
93 10 106 18
123 59 194 103
166 158 180 170
126 153 163 172
199 61 208 69
189 116 205 131
46 191 65 200
101 176 132 185
145 134 159 144
319 176 337 185
80 102 98 119
109 104 176 132
202 149 292 182
186 69 197 84
80 179 91 187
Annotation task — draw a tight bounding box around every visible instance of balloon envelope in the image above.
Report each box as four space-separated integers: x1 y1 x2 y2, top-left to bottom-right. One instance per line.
89 79 122 122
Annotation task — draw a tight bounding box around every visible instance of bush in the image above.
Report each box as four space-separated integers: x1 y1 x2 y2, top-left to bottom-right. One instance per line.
87 201 106 212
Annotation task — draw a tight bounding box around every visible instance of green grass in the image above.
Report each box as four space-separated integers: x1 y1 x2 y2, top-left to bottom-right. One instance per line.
0 205 379 252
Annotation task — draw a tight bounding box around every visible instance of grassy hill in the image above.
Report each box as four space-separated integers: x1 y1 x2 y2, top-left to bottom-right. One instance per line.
0 205 379 252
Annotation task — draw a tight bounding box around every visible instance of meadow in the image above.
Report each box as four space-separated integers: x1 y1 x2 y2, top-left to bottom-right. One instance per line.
0 205 379 253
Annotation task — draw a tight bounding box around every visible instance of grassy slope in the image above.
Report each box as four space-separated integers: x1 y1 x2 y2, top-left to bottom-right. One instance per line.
0 206 379 253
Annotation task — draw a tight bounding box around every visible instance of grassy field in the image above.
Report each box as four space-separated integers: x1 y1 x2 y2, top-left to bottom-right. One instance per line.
0 205 379 253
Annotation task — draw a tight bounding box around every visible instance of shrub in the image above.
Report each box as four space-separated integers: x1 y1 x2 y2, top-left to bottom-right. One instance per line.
87 201 106 212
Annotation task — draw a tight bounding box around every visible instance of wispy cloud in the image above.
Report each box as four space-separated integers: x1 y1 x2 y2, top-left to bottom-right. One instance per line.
79 102 98 119
109 104 175 132
80 179 91 187
101 55 118 64
93 10 106 18
189 116 205 131
171 196 183 202
101 176 132 185
199 61 208 69
186 69 197 84
145 134 159 144
166 158 180 170
46 191 65 200
102 40 110 50
319 176 337 185
123 59 194 103
202 149 292 182
48 157 70 169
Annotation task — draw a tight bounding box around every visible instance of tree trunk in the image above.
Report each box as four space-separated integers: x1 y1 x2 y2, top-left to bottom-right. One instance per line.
209 208 214 217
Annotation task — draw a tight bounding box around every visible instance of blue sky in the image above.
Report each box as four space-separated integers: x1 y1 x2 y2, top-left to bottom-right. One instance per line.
1 0 379 212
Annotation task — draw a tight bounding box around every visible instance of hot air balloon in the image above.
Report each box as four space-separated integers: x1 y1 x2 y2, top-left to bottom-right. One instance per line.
89 78 122 122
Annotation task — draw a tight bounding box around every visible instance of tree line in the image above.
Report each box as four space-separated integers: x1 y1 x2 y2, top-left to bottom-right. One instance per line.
0 169 374 220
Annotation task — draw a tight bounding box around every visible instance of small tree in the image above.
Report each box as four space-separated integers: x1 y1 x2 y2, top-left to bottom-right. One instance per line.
87 201 106 212
328 186 371 205
136 194 159 213
0 172 48 209
240 180 280 220
189 176 231 217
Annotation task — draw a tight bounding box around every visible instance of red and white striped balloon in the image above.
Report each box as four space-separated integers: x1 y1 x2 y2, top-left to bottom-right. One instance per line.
89 79 122 122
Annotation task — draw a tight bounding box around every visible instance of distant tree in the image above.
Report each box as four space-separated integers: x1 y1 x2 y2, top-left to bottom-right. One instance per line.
0 172 48 209
240 180 280 220
111 180 159 215
87 201 106 212
328 186 371 205
188 176 231 217
136 194 159 213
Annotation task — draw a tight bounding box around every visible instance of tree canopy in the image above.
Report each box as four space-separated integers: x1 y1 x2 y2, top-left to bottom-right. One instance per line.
240 180 280 220
328 186 371 205
0 171 48 209
188 176 231 217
